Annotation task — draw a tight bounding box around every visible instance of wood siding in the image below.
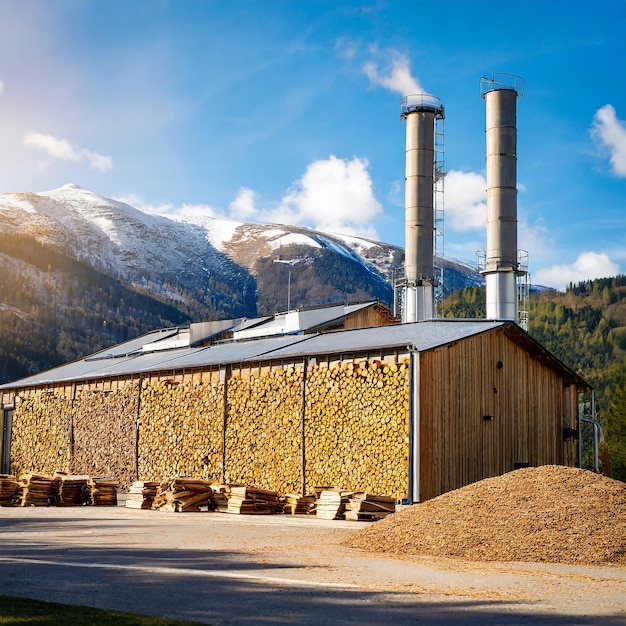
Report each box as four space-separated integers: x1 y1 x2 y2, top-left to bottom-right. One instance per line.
418 327 578 501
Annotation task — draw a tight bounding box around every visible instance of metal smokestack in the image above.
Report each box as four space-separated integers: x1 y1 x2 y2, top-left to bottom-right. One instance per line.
480 74 525 323
400 93 444 323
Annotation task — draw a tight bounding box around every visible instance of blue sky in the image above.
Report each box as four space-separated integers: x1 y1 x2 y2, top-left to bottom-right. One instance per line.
1 0 624 290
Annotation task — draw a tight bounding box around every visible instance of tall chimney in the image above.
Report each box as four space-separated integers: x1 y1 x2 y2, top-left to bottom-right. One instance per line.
480 74 524 322
400 94 444 323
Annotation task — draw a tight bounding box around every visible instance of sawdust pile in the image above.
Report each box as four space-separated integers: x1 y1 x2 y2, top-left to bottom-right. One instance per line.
343 465 626 565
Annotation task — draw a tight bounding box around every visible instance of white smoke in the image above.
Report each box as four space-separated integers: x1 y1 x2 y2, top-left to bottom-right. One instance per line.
363 49 424 95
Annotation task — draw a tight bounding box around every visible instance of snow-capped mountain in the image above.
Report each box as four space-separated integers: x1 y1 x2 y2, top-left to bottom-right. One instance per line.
0 184 484 383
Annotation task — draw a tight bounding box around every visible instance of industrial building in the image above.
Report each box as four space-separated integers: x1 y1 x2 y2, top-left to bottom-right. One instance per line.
0 74 593 501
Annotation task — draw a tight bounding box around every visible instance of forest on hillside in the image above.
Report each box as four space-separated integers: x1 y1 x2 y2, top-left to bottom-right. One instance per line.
443 275 626 482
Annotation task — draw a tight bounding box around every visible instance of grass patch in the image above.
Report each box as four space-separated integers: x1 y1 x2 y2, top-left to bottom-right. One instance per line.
0 595 200 625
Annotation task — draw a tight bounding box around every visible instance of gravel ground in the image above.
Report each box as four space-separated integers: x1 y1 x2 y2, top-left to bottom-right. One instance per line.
344 465 626 565
0 466 625 624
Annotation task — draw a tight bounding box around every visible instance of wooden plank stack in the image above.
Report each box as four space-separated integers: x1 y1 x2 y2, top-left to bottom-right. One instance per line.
15 473 58 506
315 489 352 520
226 486 282 514
283 493 316 515
344 492 396 521
125 481 158 509
0 474 19 506
210 484 230 512
152 478 214 512
91 477 119 506
54 472 91 506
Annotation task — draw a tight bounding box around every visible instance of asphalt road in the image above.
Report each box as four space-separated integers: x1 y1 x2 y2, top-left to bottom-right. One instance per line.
0 505 624 625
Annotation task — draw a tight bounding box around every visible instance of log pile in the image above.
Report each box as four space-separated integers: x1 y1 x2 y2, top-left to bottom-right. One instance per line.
344 492 396 521
15 473 58 506
225 368 303 493
304 360 410 500
226 486 282 514
125 481 158 509
91 477 119 506
0 474 18 506
138 380 225 484
10 395 72 477
152 477 214 512
54 472 90 506
71 385 139 491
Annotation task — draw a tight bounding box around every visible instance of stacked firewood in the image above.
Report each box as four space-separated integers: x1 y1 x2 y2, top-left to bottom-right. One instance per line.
71 385 139 491
225 368 304 493
344 492 396 521
0 474 18 506
138 380 225 485
152 477 215 512
226 486 283 514
90 477 119 506
303 360 410 500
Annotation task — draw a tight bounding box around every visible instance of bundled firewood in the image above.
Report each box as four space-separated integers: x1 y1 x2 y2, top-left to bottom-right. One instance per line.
125 481 158 509
15 473 58 506
226 486 282 515
54 472 91 506
315 488 353 520
344 492 396 521
0 474 19 506
283 493 316 515
91 477 119 506
153 477 214 512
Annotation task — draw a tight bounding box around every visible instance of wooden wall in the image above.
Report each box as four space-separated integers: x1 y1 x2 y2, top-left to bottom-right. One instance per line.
418 327 579 501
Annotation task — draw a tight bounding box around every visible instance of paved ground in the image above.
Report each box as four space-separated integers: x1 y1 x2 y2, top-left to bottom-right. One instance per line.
0 505 624 625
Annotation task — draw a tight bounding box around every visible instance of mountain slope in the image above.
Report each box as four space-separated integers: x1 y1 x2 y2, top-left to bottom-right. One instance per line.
0 184 483 383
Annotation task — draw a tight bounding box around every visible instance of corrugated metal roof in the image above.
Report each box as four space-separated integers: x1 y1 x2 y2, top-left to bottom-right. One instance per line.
0 313 588 390
259 319 505 359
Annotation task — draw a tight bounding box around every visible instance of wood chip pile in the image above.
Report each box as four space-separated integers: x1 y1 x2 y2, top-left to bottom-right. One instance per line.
0 474 19 505
343 465 626 565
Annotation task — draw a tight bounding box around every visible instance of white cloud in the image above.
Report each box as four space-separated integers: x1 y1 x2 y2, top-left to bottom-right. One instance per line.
229 155 382 239
363 48 423 95
533 252 620 291
229 187 260 221
0 80 4 95
443 170 487 231
591 104 626 177
113 192 219 220
24 132 113 172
